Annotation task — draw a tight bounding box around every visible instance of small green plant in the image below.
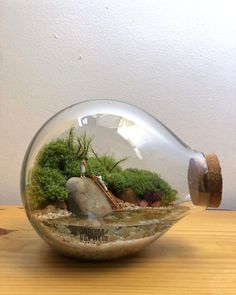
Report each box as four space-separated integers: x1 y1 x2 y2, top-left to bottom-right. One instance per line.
87 154 126 176
90 151 126 173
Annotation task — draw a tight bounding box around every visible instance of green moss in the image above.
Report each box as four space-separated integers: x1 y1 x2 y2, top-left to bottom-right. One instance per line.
87 154 126 174
105 172 126 196
37 139 75 173
28 128 92 208
36 129 92 178
86 157 108 176
27 127 177 209
106 168 178 206
27 167 69 209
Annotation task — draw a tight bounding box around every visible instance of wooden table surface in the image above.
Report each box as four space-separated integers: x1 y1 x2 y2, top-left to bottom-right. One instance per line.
0 205 236 295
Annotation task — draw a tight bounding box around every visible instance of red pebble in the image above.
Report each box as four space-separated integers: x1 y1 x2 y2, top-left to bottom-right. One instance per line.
139 200 148 207
152 201 161 207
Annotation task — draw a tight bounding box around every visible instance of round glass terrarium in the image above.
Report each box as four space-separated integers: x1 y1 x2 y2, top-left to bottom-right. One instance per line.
21 100 222 260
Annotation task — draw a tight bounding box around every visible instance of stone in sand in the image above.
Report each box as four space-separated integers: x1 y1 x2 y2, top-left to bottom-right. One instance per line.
66 177 113 218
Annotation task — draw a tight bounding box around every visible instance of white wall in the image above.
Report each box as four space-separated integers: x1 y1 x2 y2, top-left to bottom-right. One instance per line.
1 0 236 208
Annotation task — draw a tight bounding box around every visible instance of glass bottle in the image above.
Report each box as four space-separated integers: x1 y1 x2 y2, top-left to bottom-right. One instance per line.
21 100 222 260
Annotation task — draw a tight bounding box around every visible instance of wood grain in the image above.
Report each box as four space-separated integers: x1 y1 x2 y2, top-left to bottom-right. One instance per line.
0 205 236 295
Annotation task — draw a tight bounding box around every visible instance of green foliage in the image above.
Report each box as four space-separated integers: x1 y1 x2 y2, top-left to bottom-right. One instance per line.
27 167 69 209
87 157 108 176
64 161 81 179
36 128 92 177
28 128 93 208
37 139 75 173
27 126 177 209
118 168 177 206
95 166 177 206
121 168 156 196
105 173 126 196
159 188 177 207
99 155 126 173
90 152 126 173
87 155 125 176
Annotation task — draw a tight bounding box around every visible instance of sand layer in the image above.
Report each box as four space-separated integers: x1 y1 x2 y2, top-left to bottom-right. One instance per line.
31 205 189 260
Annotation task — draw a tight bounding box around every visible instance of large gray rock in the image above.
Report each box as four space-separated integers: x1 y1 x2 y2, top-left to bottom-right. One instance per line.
66 177 113 218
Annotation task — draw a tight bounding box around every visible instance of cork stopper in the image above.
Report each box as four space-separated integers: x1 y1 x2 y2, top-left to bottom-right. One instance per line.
188 153 222 208
205 154 222 207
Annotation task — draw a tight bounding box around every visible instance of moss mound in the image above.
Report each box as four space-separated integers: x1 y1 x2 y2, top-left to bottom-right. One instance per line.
27 128 177 209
